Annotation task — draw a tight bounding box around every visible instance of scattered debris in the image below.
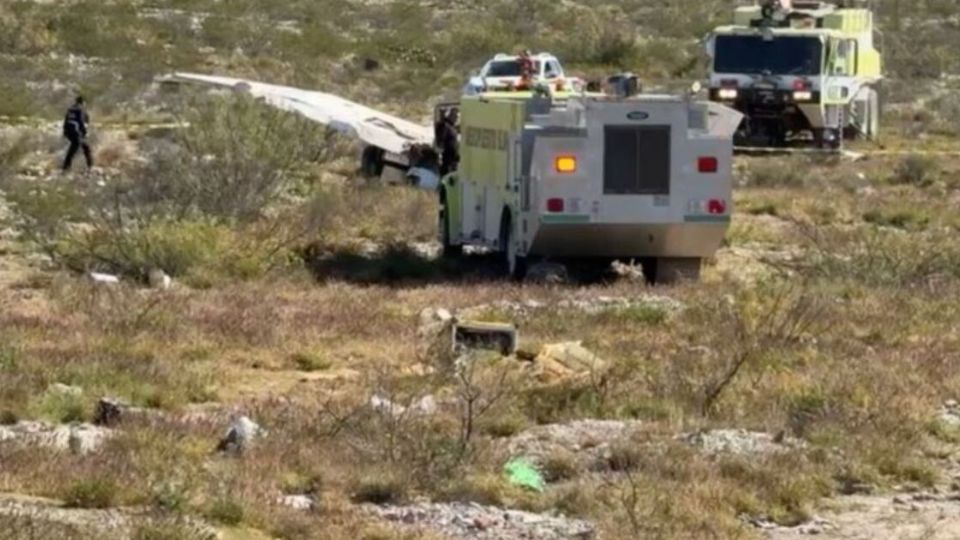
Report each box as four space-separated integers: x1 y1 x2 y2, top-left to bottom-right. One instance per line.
418 306 455 337
457 294 682 322
0 422 112 455
505 420 644 471
504 457 545 492
147 268 173 290
530 342 607 384
368 502 595 540
557 294 684 315
0 494 219 540
89 272 120 285
93 397 154 427
278 494 317 511
756 492 960 539
47 383 83 397
611 260 645 281
453 321 517 356
936 400 960 428
216 415 263 454
683 429 804 457
525 262 570 284
370 395 438 418
745 514 835 536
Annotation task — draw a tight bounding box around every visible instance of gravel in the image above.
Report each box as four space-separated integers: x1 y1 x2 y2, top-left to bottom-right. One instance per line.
683 429 804 457
505 420 644 470
368 502 596 540
0 421 113 455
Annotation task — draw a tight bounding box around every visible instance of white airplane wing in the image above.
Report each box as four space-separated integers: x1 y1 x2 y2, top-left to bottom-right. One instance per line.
165 73 433 155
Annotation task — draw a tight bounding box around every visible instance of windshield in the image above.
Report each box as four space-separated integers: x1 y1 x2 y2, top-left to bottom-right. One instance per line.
485 60 541 77
714 35 822 75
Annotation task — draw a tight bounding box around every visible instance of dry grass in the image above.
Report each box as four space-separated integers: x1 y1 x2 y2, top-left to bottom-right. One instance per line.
2 1 960 537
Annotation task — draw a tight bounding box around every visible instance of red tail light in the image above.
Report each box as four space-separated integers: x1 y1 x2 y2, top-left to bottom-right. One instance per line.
792 79 811 91
708 199 727 215
546 198 565 213
698 156 718 173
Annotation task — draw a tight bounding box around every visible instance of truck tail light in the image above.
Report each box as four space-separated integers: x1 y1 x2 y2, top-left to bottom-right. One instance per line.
555 155 577 174
698 156 718 173
546 198 565 213
792 79 813 101
708 199 727 215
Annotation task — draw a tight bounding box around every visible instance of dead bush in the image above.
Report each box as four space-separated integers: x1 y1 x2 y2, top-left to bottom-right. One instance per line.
891 154 940 186
796 223 960 288
141 94 339 222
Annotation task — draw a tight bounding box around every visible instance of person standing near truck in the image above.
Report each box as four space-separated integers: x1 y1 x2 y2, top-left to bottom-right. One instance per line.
62 96 93 172
437 108 460 176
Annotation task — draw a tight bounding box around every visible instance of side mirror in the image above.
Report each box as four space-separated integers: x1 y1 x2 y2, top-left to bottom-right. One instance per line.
704 36 716 58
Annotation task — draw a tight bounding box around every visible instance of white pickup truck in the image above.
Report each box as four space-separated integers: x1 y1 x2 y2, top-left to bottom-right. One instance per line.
463 53 583 95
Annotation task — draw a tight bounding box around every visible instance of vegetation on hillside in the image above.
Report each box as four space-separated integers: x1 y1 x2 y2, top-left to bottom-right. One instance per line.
1 1 960 539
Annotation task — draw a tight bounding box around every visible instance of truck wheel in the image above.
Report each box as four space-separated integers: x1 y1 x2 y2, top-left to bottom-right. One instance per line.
499 212 526 281
361 146 385 179
440 190 461 258
653 257 701 285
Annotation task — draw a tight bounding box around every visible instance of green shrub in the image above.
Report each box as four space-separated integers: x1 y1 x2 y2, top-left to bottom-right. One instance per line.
745 162 807 189
135 522 196 540
438 475 507 506
862 208 930 230
205 498 245 526
606 304 669 326
542 452 579 483
892 155 939 186
290 351 332 372
63 478 118 509
351 475 408 505
482 414 527 438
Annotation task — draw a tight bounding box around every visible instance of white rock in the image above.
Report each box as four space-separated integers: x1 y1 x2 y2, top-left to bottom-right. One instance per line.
411 395 437 415
418 307 455 337
89 272 119 285
0 422 112 454
47 383 83 397
279 495 316 511
216 415 263 453
371 395 437 418
368 502 595 540
684 429 804 457
147 268 172 290
371 395 405 417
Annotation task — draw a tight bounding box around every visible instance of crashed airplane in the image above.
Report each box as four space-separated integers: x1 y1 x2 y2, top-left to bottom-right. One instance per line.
164 72 441 185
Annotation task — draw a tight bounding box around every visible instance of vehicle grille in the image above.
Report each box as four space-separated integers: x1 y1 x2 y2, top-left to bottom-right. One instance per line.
603 125 671 195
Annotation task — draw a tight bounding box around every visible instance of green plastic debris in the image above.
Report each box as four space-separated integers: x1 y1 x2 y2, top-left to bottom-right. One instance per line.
504 457 545 493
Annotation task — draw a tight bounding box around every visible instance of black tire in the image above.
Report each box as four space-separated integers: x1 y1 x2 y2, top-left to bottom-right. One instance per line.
360 146 385 178
440 190 462 258
653 257 702 285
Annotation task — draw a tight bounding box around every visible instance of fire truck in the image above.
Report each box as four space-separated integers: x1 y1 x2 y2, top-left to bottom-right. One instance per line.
706 0 883 150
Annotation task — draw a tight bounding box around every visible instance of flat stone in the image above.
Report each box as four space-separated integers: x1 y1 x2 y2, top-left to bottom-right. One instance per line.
0 422 112 454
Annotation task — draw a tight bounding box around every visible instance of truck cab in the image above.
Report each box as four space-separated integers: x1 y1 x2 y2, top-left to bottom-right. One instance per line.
706 1 882 149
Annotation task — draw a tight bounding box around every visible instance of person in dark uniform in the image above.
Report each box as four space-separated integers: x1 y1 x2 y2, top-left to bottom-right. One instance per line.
518 50 534 90
437 108 460 177
62 96 93 172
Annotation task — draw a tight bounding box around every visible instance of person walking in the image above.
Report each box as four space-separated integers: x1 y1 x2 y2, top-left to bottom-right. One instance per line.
62 96 93 172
